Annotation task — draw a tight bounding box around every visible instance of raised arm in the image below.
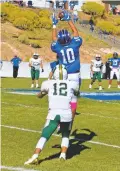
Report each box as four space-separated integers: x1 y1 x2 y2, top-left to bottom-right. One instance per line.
52 13 58 41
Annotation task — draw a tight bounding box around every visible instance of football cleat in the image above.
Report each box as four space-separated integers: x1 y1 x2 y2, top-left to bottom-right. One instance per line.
118 85 120 89
99 86 102 91
36 84 39 88
89 84 92 89
31 84 34 88
24 156 38 165
59 153 66 160
108 85 111 89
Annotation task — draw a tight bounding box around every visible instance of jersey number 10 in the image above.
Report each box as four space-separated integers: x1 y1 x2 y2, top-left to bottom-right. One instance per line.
60 48 75 64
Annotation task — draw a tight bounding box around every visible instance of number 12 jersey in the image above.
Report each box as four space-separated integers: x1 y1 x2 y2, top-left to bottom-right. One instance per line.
41 80 79 122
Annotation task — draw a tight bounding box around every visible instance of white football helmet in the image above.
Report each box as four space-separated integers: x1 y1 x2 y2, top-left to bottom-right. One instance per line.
95 54 101 61
53 64 68 80
33 53 39 59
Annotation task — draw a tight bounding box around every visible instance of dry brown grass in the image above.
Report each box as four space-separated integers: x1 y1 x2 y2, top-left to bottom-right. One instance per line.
1 21 112 63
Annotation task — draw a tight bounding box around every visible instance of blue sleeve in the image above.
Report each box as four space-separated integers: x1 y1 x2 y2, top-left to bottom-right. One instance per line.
72 37 82 47
50 61 59 71
51 41 59 53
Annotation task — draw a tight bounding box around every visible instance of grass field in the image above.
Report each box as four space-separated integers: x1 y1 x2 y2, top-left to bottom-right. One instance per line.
1 78 120 171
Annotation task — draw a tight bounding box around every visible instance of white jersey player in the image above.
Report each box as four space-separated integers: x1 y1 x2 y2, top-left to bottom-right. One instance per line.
24 64 79 165
89 55 103 90
29 53 44 88
29 56 42 71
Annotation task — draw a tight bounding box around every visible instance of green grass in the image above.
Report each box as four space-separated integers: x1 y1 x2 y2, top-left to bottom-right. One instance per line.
1 78 120 171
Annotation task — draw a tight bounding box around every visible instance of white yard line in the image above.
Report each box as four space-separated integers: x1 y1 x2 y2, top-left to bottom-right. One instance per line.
0 165 39 171
82 113 120 120
1 125 120 149
1 102 36 108
2 102 120 120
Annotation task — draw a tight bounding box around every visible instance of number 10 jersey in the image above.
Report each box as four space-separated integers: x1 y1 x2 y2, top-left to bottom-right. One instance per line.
51 37 82 74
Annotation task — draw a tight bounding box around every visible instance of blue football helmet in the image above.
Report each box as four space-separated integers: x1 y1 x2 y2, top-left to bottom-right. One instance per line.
57 29 71 45
113 52 118 59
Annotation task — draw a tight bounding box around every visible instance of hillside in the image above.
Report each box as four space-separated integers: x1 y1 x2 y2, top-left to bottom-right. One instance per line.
1 21 115 63
1 3 119 63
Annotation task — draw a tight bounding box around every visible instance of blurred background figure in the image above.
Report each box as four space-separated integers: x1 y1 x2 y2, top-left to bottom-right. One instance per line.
105 59 111 80
108 52 120 89
29 53 44 88
0 60 3 70
89 17 94 32
72 8 78 23
27 0 33 8
89 54 103 91
11 54 22 78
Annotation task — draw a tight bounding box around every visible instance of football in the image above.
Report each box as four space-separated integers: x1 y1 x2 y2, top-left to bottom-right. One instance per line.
58 11 64 20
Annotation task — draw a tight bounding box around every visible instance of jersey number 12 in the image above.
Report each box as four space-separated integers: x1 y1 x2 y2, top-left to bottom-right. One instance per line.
53 83 67 96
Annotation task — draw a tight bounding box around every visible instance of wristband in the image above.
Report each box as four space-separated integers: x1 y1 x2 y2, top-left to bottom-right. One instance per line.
53 25 56 28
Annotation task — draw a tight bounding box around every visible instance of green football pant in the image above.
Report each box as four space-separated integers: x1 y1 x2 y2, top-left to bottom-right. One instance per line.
41 115 71 140
36 115 71 150
31 69 40 80
93 72 102 82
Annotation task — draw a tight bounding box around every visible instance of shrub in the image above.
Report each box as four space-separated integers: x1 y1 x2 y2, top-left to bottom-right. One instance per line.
18 34 29 44
29 40 41 48
13 17 33 30
39 17 52 29
81 2 105 17
96 20 117 34
1 3 52 30
114 18 120 26
39 9 51 18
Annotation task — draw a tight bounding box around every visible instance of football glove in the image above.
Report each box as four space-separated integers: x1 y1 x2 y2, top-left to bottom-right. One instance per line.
60 10 71 21
42 69 44 72
52 13 58 26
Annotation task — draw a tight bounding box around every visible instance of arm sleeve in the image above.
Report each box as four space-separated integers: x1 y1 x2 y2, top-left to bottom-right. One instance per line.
72 36 82 47
51 41 58 53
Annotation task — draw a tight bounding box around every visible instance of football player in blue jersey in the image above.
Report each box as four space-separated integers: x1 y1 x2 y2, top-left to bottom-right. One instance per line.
51 11 82 118
108 52 120 89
